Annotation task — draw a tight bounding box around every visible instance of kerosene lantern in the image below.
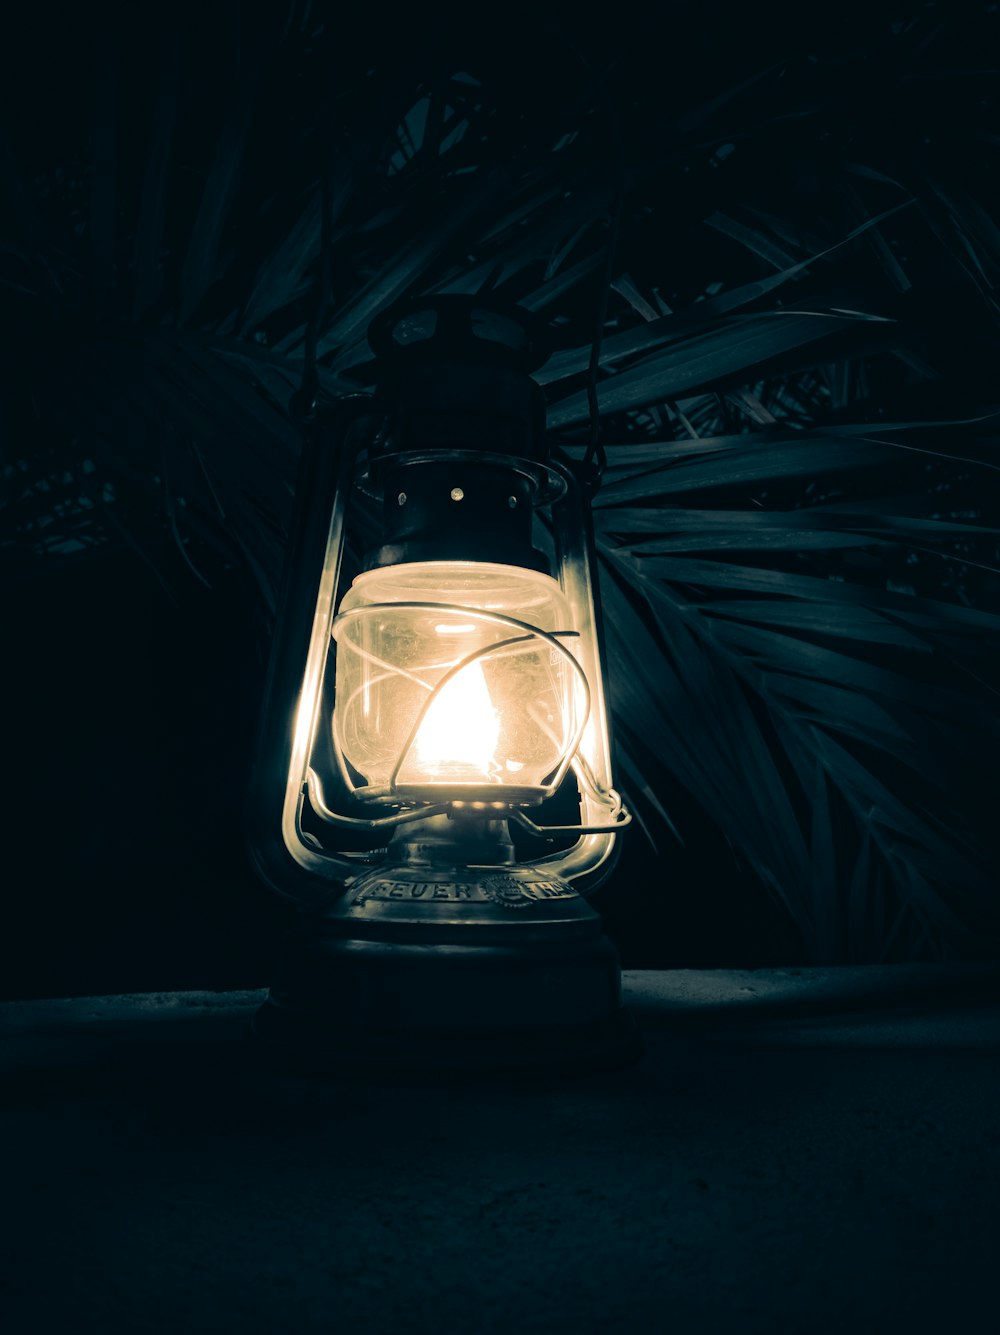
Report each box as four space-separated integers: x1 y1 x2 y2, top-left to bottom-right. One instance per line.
247 297 637 1077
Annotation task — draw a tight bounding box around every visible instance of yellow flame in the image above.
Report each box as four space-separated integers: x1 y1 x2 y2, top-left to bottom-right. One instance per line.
414 660 499 778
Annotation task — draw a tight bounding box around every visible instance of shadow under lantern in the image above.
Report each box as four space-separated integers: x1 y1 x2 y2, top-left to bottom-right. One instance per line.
248 297 639 1078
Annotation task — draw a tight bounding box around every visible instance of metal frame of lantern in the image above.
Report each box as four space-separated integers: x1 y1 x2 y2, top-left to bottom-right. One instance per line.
247 297 639 1078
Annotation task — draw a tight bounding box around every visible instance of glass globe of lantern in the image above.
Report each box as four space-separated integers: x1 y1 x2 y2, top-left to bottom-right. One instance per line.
333 561 584 806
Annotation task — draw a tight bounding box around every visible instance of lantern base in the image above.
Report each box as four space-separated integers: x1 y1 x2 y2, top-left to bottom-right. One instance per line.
252 861 641 1081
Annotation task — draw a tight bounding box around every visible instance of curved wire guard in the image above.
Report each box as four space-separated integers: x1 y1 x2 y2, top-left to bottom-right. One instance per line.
306 767 449 830
509 795 631 839
332 601 589 801
516 688 630 834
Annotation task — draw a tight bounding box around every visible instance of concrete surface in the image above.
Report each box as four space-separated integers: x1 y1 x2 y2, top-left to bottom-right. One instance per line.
3 966 1000 1333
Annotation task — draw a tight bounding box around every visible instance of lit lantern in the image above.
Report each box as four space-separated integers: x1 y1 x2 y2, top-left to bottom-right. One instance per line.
248 298 637 1077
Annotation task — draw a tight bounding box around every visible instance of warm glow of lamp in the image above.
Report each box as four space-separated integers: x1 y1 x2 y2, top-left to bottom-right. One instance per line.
413 658 500 781
333 560 583 803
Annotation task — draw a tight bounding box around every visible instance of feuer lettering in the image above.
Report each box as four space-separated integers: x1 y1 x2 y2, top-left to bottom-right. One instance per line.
522 882 570 900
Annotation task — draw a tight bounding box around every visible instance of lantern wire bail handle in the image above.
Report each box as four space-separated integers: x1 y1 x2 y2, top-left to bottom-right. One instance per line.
290 147 336 424
577 55 625 492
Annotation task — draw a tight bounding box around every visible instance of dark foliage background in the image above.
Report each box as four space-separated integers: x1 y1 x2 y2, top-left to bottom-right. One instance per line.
3 0 999 999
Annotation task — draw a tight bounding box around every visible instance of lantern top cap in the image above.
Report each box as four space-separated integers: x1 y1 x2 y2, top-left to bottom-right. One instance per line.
368 296 552 374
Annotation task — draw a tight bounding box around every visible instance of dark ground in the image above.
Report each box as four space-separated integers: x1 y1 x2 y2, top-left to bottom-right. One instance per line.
3 966 1000 1333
